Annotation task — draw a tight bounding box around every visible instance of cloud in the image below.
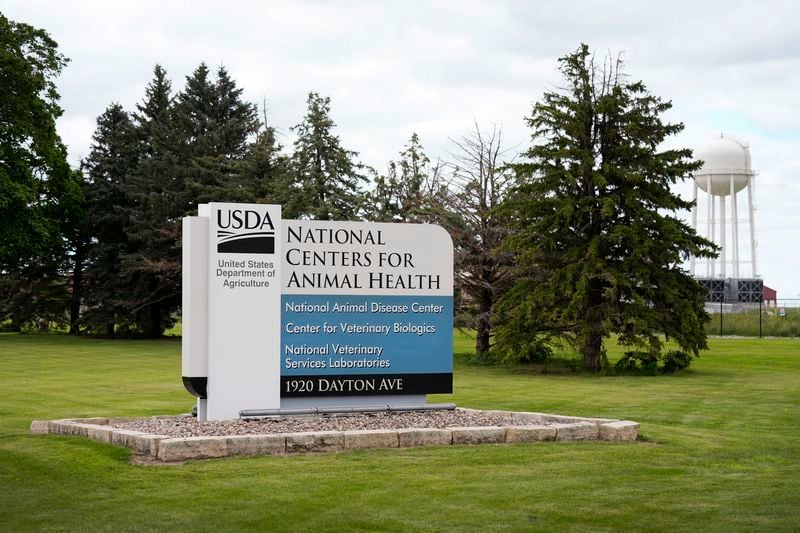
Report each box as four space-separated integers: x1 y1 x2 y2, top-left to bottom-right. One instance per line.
4 0 799 298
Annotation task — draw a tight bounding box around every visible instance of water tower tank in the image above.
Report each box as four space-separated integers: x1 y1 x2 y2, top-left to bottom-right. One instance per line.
689 133 758 281
694 134 753 196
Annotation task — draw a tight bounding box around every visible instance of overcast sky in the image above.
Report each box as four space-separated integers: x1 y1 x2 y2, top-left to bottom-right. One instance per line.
5 0 800 300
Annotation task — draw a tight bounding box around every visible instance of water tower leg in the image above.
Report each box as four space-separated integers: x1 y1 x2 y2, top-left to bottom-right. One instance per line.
691 181 698 276
731 175 739 278
708 175 715 278
719 193 726 279
747 178 757 277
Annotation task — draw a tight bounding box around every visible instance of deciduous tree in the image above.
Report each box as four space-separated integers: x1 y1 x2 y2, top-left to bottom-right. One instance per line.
0 14 81 330
433 123 515 356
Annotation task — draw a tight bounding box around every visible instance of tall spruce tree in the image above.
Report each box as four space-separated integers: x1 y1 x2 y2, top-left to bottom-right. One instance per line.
498 44 717 371
238 110 288 203
80 103 140 334
0 14 82 330
369 133 442 223
286 92 367 220
370 163 403 223
174 64 259 205
121 65 180 336
113 64 261 336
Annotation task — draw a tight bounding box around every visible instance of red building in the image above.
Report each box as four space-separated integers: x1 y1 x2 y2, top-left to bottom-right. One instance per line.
763 285 777 306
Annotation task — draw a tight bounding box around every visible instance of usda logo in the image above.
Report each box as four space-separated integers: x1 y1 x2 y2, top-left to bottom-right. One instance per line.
216 208 276 254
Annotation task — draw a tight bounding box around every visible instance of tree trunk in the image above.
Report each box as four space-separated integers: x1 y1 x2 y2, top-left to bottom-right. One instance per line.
582 329 604 371
148 301 163 338
475 288 492 355
69 237 87 335
147 277 163 338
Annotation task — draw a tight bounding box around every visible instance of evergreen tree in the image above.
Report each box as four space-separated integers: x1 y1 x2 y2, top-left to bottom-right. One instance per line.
114 64 261 336
238 108 289 203
80 103 140 334
287 92 367 220
0 14 82 330
120 65 180 336
498 44 717 371
174 64 259 205
370 162 402 223
397 132 436 221
369 133 442 223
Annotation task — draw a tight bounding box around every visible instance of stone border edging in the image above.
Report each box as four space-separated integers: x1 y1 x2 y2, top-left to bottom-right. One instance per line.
30 409 639 462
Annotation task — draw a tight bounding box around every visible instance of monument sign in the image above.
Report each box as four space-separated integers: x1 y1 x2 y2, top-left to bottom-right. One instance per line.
183 203 453 421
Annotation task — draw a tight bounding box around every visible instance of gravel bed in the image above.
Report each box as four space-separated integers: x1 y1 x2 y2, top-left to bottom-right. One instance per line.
113 410 552 438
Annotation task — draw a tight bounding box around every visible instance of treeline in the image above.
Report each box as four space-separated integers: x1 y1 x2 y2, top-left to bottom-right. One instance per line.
76 64 388 337
2 13 716 371
1 42 506 342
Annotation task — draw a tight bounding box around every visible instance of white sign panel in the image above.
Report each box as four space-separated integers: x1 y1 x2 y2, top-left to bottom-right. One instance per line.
205 203 282 420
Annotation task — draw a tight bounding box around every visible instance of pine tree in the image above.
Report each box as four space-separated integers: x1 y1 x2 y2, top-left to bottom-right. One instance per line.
80 103 140 334
369 133 442 223
121 65 181 336
174 64 259 205
370 162 403 223
498 44 717 371
115 64 261 336
287 92 367 220
238 107 289 204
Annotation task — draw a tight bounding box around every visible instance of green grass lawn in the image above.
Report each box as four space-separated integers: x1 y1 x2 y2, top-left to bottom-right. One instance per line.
1 333 798 531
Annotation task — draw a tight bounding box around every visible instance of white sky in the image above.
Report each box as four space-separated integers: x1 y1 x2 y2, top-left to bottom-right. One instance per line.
5 0 800 300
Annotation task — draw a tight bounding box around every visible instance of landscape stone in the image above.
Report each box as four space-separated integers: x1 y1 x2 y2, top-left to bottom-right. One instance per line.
284 431 344 453
451 426 505 445
599 421 640 441
68 423 101 437
157 436 228 461
504 425 557 443
111 429 164 456
397 428 452 448
225 434 286 456
553 422 599 441
545 414 614 425
344 429 399 450
29 420 50 435
48 419 74 435
84 424 113 443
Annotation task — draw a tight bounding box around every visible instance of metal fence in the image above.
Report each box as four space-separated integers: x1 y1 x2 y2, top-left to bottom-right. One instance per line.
705 298 800 338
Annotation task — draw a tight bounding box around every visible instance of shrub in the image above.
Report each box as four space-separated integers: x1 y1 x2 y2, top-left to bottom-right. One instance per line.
489 337 553 365
660 350 694 373
615 349 695 374
615 351 660 375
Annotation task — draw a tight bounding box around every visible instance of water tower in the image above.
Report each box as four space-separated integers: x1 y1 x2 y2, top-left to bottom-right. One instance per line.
691 134 757 280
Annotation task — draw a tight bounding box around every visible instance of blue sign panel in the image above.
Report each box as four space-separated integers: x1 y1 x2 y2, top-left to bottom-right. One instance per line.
281 294 453 396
